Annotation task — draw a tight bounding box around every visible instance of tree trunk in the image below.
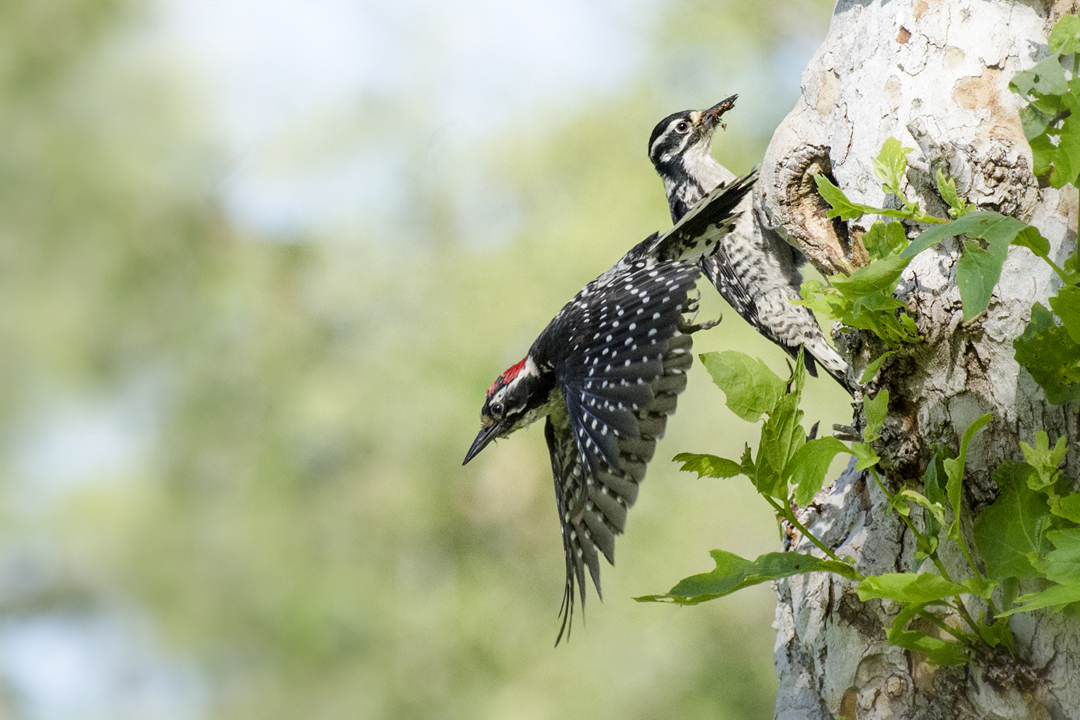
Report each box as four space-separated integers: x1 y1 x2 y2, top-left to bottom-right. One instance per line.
758 1 1080 718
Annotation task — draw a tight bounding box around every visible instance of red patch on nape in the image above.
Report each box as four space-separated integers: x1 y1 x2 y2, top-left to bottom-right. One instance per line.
488 357 527 396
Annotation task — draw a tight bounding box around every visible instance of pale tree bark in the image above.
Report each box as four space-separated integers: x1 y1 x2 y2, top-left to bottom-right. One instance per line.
757 1 1080 718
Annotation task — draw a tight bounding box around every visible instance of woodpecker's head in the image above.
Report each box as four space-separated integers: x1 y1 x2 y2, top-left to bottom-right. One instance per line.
647 95 736 178
463 355 550 465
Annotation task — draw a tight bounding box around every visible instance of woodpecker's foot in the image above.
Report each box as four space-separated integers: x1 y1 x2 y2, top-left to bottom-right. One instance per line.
679 316 722 334
807 421 820 441
832 424 861 442
679 290 721 334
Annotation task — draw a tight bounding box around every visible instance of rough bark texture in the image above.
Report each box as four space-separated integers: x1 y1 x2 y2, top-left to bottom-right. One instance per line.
758 1 1080 718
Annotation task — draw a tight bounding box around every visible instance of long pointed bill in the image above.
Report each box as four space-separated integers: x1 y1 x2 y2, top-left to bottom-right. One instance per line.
702 94 738 129
463 423 502 465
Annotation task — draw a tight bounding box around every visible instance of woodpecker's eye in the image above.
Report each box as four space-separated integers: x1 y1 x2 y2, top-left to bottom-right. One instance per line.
675 121 690 134
489 401 504 418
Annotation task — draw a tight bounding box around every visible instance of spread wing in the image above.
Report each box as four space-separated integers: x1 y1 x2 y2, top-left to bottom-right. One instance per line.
648 168 757 262
543 259 700 644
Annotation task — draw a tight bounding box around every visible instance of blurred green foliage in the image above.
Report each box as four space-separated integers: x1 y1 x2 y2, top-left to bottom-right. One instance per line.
0 0 845 717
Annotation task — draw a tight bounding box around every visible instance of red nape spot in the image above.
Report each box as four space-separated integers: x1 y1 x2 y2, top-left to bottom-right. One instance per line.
488 357 527 396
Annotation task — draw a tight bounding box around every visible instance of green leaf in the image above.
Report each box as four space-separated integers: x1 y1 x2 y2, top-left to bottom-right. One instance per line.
935 167 969 217
980 615 1016 652
1050 106 1080 188
1049 493 1080 524
814 174 867 221
1065 243 1080 278
1012 225 1051 259
755 391 804 499
860 350 896 383
894 490 946 525
789 436 851 506
700 351 786 422
890 492 912 517
796 279 845 326
901 211 1028 259
915 533 940 562
1031 133 1057 178
1011 56 1070 98
739 443 753 470
1014 303 1080 404
789 349 807 398
862 389 889 443
1000 582 1080 616
1001 576 1020 610
961 577 998 600
847 442 877 471
956 240 1005 319
873 137 913 196
943 413 992 541
800 273 921 349
1019 105 1054 144
1042 529 1080 585
1049 285 1080 344
673 453 747 479
886 221 908 258
862 221 909 261
858 572 969 604
636 549 859 604
941 410 989 518
851 296 919 347
861 222 887 260
923 448 948 507
919 448 949 542
1049 15 1080 54
831 255 910 297
1020 430 1068 490
973 460 1050 579
886 603 971 666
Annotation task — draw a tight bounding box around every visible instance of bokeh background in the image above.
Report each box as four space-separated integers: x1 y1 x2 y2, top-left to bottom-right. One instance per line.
1 1 851 718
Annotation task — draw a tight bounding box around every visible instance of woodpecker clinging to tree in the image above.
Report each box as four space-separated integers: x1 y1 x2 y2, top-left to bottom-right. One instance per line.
463 171 756 644
648 96 850 389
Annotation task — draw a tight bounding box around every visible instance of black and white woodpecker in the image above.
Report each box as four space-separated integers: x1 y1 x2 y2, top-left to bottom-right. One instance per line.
463 172 756 644
648 96 850 388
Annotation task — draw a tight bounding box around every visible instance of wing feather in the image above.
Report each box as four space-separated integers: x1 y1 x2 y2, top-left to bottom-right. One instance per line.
543 259 703 643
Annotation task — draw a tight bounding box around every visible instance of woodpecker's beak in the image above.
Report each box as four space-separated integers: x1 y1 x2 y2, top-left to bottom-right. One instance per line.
463 422 503 465
702 94 738 129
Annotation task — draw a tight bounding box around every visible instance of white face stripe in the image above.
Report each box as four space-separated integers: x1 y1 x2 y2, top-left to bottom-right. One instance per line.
648 117 699 161
652 119 686 157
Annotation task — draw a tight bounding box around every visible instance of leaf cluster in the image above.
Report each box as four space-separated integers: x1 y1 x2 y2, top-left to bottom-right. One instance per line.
647 350 863 605
808 139 1049 341
672 350 812 502
652 353 1080 665
1009 18 1080 403
1005 16 1080 401
1012 245 1080 404
672 352 892 509
813 129 1080 402
648 351 998 664
977 433 1080 617
1009 15 1080 188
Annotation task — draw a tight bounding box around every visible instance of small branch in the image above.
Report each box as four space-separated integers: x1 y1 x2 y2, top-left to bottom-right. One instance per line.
918 609 976 648
766 495 855 571
868 469 988 643
956 537 984 582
